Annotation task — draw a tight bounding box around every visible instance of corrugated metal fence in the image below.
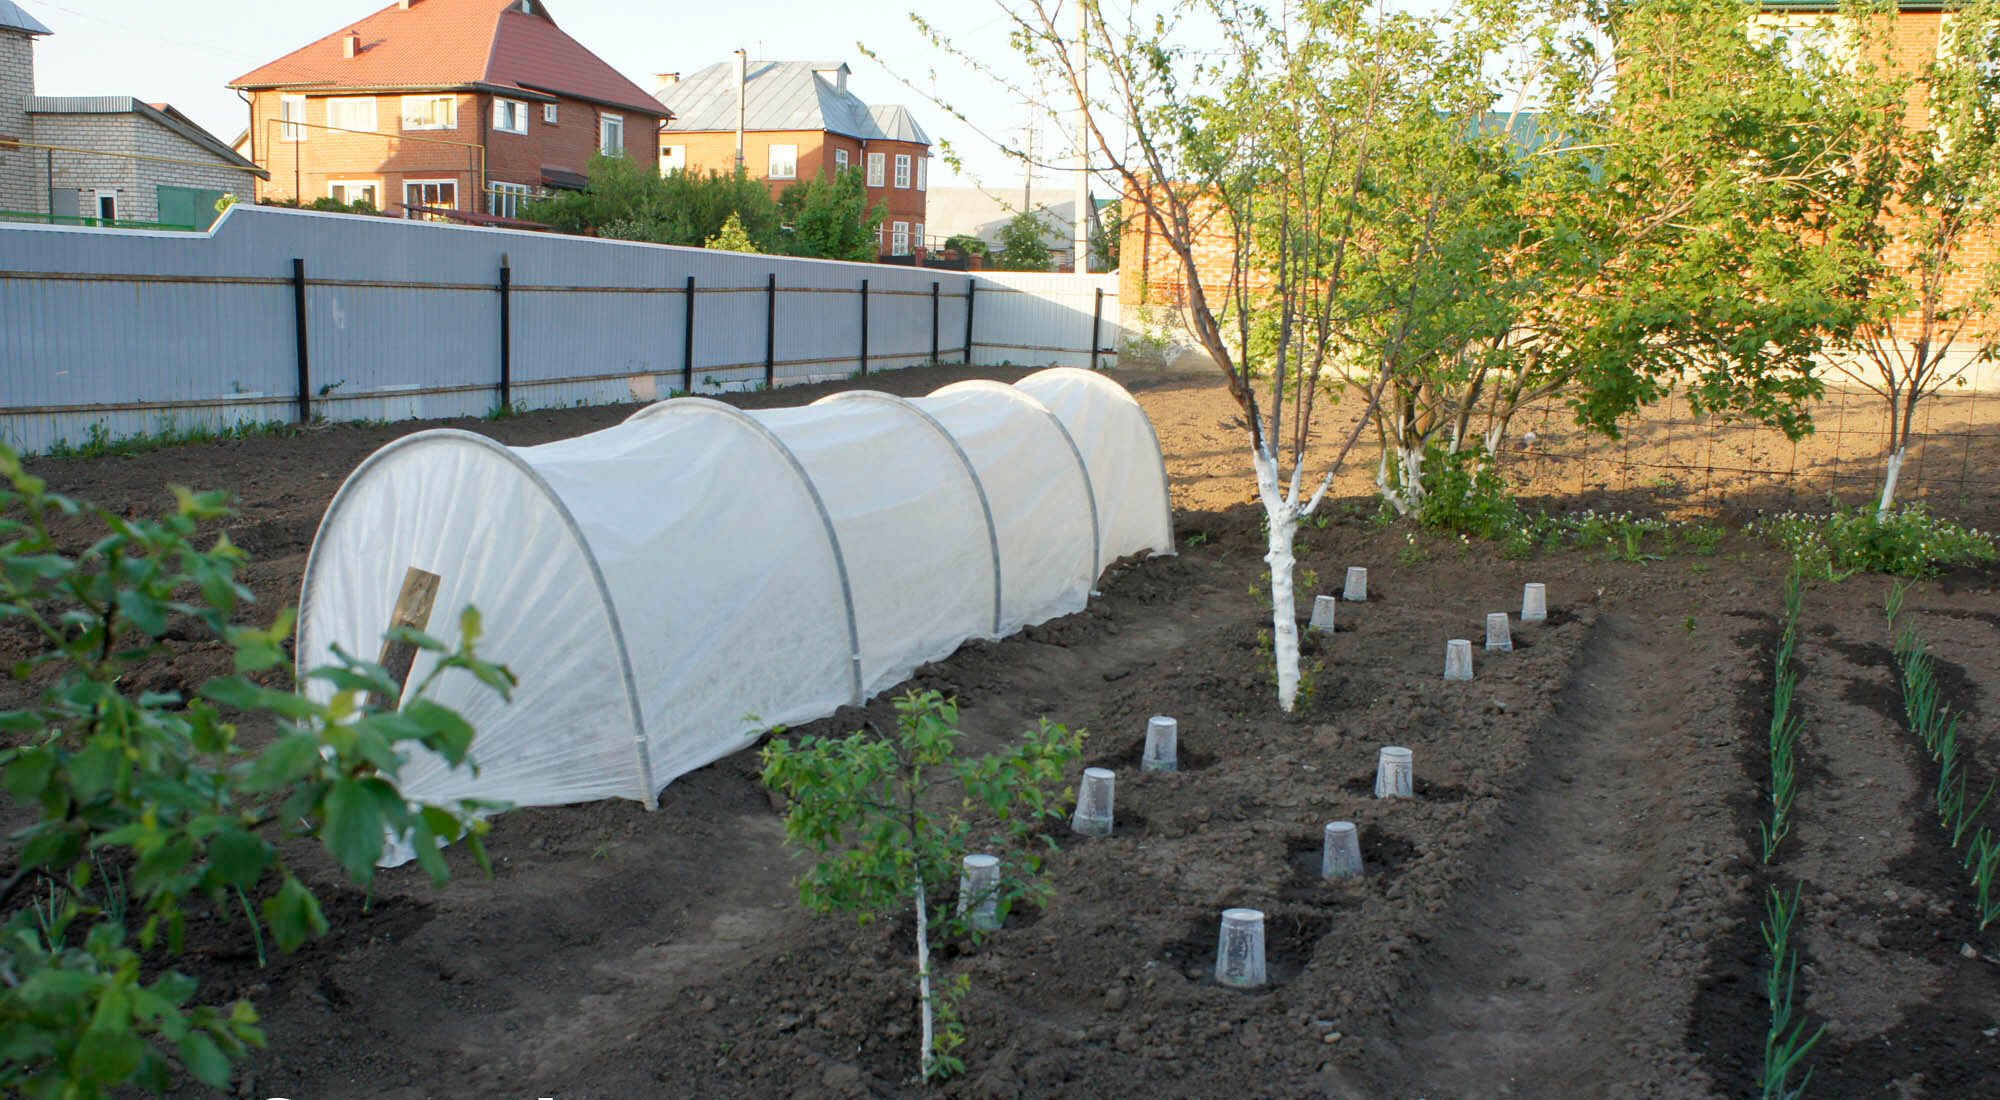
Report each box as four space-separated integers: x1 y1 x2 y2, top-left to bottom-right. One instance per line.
0 206 1120 454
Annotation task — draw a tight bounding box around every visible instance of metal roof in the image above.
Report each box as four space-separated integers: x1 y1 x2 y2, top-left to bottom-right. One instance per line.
28 96 268 177
658 60 930 145
0 0 51 35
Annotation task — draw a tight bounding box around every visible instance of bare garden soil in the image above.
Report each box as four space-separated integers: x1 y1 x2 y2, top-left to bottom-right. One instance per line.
6 364 2000 1098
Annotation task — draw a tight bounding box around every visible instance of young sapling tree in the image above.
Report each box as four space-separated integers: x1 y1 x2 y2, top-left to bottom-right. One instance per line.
759 690 1081 1081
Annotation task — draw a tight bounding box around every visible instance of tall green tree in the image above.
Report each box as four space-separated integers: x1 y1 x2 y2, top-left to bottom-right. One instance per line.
992 210 1055 271
776 168 886 261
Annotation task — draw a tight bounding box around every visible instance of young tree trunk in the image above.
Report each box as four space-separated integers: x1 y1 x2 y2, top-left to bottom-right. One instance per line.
914 877 933 1080
1252 448 1304 713
1877 446 1906 521
1375 441 1426 516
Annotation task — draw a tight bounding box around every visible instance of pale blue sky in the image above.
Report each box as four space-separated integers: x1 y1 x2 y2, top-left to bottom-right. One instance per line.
21 0 1053 189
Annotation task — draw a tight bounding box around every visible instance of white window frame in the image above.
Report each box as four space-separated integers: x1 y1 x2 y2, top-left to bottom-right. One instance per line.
891 220 910 255
401 94 457 131
894 153 912 189
914 222 925 251
494 98 529 135
543 102 559 124
768 143 798 179
280 95 307 142
403 178 459 217
875 224 884 251
917 157 926 191
328 180 380 207
835 148 849 173
598 112 625 155
866 152 885 187
660 144 685 175
325 97 376 133
488 181 535 218
93 190 118 222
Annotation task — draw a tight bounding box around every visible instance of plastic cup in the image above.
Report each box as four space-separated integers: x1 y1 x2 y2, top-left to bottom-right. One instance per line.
1522 582 1547 623
1071 767 1116 836
957 853 1002 932
1322 821 1364 880
1214 908 1268 988
1343 566 1368 602
1444 638 1474 680
1485 612 1513 652
1142 716 1178 773
1375 746 1413 799
1309 595 1337 632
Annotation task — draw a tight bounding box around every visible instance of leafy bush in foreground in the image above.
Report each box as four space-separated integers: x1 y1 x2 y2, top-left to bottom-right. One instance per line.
0 445 510 1096
1755 505 1996 579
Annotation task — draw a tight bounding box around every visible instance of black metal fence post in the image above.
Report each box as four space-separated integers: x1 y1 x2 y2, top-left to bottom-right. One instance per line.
765 273 777 388
498 259 512 411
291 258 311 423
859 278 870 377
963 280 975 365
930 280 940 364
682 275 696 394
1091 287 1105 370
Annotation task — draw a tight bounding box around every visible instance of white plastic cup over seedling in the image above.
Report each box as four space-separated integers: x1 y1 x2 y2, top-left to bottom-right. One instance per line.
1142 716 1178 773
1309 595 1338 632
1522 582 1548 623
1072 767 1116 836
1485 613 1513 652
1214 908 1268 989
1322 821 1364 880
1444 638 1474 681
1343 566 1369 602
958 854 1002 932
1375 746 1414 799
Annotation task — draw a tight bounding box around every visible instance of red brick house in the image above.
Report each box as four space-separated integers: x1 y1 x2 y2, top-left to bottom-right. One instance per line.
231 0 667 220
654 60 931 257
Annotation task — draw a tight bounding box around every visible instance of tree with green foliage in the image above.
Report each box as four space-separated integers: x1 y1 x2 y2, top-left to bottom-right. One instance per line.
703 211 762 253
760 691 1081 1082
776 168 886 261
991 210 1054 271
522 155 781 248
0 445 509 1096
942 233 990 259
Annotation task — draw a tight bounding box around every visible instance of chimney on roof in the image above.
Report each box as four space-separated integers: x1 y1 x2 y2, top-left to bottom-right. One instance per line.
343 31 361 59
654 73 680 91
398 0 415 9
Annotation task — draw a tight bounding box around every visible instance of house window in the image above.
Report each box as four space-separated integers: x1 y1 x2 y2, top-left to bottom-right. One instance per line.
329 181 379 208
866 152 885 187
326 97 376 133
599 112 624 155
280 95 307 141
914 222 925 251
660 144 685 175
94 191 118 222
494 98 529 135
401 95 457 130
543 102 558 124
403 179 458 218
488 181 535 218
768 143 797 179
835 148 849 173
891 220 910 255
875 225 884 251
894 154 911 189
917 157 926 191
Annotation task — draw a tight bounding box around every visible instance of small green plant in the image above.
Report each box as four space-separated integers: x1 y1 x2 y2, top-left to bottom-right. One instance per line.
1760 884 1825 1099
38 419 299 461
1185 531 1210 548
1414 446 1521 539
485 402 526 421
1760 564 1807 864
1757 504 1996 579
0 444 512 1095
760 691 1082 1081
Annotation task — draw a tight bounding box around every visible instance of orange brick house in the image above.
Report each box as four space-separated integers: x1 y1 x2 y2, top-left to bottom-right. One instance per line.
231 0 667 220
654 61 930 257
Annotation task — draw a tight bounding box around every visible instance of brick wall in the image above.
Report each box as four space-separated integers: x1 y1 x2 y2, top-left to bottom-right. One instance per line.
669 128 929 251
28 112 259 223
249 88 659 215
0 31 44 214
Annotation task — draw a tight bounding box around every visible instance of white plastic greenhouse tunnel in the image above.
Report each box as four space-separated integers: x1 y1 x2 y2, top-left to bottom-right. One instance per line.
296 368 1174 857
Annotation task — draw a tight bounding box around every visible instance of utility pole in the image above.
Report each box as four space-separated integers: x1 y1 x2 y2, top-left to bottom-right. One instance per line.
1072 0 1090 273
1023 122 1035 213
734 48 747 171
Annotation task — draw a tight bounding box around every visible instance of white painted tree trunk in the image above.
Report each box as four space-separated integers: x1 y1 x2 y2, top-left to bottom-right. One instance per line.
1376 442 1426 516
914 878 933 1080
1253 448 1303 713
1877 447 1906 522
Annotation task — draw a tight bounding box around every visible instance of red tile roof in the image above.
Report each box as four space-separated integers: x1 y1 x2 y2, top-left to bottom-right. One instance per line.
230 0 667 118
